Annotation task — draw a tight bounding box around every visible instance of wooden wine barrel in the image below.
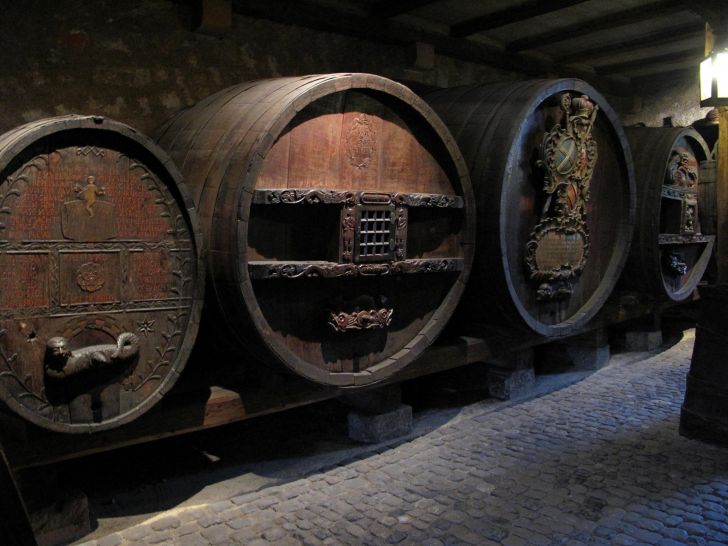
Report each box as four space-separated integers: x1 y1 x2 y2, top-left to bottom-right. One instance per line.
622 127 714 300
155 73 474 387
426 79 635 337
0 116 203 433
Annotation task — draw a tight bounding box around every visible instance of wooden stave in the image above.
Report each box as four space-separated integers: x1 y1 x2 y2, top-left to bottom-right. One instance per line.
0 115 205 433
623 127 713 301
156 73 475 386
426 79 636 337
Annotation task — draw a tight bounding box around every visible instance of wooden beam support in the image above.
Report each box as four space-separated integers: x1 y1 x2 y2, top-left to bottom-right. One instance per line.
194 0 232 35
557 25 704 64
450 0 588 38
717 106 728 282
370 0 438 19
506 0 688 52
231 0 632 96
597 49 704 76
0 442 37 546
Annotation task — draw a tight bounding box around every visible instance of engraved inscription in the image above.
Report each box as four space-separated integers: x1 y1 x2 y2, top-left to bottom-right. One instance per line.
533 230 586 272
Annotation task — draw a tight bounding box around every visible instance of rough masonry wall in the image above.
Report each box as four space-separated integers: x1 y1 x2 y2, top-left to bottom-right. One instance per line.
0 0 516 137
623 76 713 128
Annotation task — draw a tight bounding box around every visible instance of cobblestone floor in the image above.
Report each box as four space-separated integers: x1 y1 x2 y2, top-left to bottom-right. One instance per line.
80 330 728 546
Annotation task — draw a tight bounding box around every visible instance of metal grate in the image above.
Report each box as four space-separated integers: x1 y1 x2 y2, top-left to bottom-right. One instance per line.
355 206 394 262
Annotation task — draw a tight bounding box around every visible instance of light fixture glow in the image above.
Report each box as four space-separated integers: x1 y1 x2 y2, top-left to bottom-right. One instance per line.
700 42 728 107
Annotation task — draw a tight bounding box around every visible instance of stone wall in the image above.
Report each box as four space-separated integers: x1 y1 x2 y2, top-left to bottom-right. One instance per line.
0 1 710 139
0 0 516 137
622 75 713 128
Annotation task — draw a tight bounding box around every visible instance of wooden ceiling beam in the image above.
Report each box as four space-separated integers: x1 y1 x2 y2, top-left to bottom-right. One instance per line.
370 0 439 19
597 49 703 75
557 25 704 64
230 0 632 96
450 0 588 38
506 0 688 52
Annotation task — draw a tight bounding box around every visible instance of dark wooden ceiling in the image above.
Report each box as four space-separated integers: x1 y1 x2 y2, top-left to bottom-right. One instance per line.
229 0 726 96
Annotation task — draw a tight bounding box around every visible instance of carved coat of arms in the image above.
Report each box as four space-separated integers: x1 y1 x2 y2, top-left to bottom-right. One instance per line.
525 93 599 301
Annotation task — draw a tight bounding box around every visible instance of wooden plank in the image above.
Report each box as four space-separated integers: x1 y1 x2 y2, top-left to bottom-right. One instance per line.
1 289 687 472
597 49 703 76
556 25 704 64
506 0 688 52
370 0 438 19
450 0 588 38
0 441 37 545
3 338 484 470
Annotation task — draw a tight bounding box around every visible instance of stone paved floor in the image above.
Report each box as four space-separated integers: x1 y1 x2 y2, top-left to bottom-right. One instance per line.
80 330 728 546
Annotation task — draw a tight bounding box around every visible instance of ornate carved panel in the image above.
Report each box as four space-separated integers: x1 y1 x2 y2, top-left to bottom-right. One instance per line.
253 189 464 209
0 143 196 428
525 93 598 301
329 307 393 333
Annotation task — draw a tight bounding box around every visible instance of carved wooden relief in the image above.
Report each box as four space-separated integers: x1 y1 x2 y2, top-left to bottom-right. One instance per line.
659 143 707 278
661 146 701 239
525 93 598 301
251 188 463 333
248 258 463 279
346 114 376 169
0 144 197 428
329 307 393 333
253 189 464 209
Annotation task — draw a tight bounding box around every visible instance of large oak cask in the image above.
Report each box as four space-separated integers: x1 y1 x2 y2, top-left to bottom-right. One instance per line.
0 116 203 432
155 74 474 386
623 127 714 300
426 79 635 337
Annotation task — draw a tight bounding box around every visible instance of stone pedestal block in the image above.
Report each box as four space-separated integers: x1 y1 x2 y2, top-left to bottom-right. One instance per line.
487 367 536 401
348 404 413 444
31 489 90 546
624 329 663 351
540 329 610 372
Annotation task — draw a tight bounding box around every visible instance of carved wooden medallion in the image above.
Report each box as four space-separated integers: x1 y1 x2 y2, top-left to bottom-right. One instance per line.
525 93 598 301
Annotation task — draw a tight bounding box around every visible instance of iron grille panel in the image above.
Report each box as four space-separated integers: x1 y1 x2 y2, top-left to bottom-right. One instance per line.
354 205 394 262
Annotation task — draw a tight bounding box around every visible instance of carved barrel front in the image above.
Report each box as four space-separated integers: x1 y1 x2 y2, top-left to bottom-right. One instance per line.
0 116 203 432
427 80 636 337
155 74 475 386
622 127 714 300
